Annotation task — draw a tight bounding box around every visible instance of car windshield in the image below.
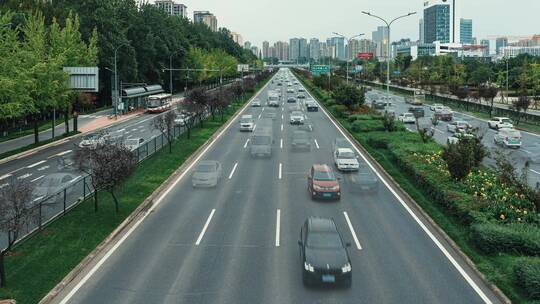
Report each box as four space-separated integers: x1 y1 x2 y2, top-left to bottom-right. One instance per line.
240 118 252 123
306 232 342 249
339 151 356 159
313 170 335 181
196 164 216 173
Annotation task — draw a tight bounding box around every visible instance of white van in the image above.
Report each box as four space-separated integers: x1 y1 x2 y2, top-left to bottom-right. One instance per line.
239 115 255 132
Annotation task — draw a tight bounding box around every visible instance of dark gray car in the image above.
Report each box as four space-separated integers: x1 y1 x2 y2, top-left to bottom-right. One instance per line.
349 164 379 193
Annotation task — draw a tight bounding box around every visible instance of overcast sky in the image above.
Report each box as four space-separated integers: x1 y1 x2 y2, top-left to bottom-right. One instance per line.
156 0 540 47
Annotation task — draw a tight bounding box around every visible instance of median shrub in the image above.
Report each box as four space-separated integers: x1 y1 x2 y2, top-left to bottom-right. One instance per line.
513 258 540 299
471 223 540 256
351 120 385 133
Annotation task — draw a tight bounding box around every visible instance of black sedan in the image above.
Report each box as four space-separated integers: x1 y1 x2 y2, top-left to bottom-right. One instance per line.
298 217 352 287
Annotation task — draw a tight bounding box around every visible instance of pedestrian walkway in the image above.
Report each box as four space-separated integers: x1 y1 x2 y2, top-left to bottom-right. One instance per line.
79 109 145 133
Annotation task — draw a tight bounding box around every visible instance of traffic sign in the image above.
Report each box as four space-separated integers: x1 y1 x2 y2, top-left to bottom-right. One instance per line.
310 65 330 76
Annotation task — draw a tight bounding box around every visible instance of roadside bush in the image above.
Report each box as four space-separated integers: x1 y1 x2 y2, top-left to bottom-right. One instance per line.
330 104 348 118
348 114 381 123
471 223 540 256
442 141 473 180
382 112 397 132
351 120 385 133
513 258 540 299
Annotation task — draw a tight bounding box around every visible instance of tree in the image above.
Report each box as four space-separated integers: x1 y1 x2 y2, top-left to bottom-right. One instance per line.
185 88 209 128
152 110 176 153
415 116 434 143
332 84 365 110
442 140 474 180
512 93 531 125
74 141 137 213
382 112 397 132
0 178 37 287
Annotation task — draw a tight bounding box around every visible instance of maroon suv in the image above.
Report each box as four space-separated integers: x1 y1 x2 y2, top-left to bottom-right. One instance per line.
308 164 341 200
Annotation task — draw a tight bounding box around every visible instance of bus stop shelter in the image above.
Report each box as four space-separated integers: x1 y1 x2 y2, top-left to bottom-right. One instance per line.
121 85 165 113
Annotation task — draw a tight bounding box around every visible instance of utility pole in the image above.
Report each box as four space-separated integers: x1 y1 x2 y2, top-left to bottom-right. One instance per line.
362 11 416 103
113 43 128 119
333 32 364 85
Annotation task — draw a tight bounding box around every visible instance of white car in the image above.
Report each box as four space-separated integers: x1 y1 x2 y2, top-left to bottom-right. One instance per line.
251 99 261 107
78 133 109 149
494 128 522 148
447 121 472 133
430 103 443 111
334 148 360 171
488 117 514 130
398 113 416 124
125 138 145 151
289 111 305 125
240 115 255 132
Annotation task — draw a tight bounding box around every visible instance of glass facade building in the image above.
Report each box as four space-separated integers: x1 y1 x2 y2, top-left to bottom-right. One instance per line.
424 4 450 43
460 18 473 44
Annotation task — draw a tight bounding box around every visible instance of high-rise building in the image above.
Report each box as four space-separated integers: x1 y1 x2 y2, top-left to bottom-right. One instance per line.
423 0 460 44
250 46 259 58
320 42 328 59
309 38 320 61
154 0 187 18
419 18 425 43
262 41 270 59
193 11 217 32
299 38 308 60
269 46 276 58
327 37 345 60
372 26 389 58
350 39 376 57
480 39 490 56
460 18 473 44
274 41 289 61
244 41 252 50
496 37 508 55
289 38 300 61
230 32 243 46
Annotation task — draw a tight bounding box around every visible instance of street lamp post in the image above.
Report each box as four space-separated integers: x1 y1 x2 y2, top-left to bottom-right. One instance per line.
332 32 365 85
169 50 184 96
362 11 416 99
113 43 128 118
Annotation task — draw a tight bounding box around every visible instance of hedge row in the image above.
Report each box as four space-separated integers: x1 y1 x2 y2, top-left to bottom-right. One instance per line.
513 258 540 299
471 223 540 257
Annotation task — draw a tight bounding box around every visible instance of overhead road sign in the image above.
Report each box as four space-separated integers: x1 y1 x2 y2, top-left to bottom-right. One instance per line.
310 65 330 76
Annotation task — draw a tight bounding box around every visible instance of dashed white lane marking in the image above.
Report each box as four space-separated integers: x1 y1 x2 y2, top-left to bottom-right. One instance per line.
27 160 46 169
228 163 238 179
49 150 72 158
253 124 257 132
258 113 262 119
244 139 250 149
195 209 216 246
131 129 137 132
278 163 282 180
280 138 283 149
282 107 284 112
314 139 320 149
18 173 32 180
530 169 540 175
0 174 11 181
31 175 45 183
281 124 284 132
343 212 362 251
117 128 126 133
275 209 281 247
522 149 532 154
281 114 284 120
309 125 313 132
37 165 50 171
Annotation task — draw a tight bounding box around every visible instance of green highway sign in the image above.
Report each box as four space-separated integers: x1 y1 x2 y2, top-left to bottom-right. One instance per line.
310 65 330 76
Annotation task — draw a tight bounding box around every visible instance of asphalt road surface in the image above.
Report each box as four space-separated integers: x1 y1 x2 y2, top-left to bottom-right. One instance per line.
366 89 540 187
52 69 501 304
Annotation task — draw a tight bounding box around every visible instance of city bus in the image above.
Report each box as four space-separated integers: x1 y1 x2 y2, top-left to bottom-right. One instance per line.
147 93 172 113
412 89 426 105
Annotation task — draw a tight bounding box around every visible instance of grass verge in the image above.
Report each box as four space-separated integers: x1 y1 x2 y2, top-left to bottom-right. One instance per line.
0 77 272 304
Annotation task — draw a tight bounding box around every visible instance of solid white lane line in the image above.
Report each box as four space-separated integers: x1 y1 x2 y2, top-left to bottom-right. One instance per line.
278 163 282 180
530 169 540 175
281 124 284 132
228 163 238 179
37 165 50 171
280 138 283 149
18 173 32 180
343 212 362 250
275 209 281 247
27 160 46 169
196 209 216 246
31 175 45 183
58 74 277 304
317 97 492 304
244 139 250 148
314 139 320 149
0 174 11 181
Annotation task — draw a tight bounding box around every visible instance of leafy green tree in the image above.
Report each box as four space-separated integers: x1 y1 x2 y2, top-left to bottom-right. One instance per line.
331 84 365 110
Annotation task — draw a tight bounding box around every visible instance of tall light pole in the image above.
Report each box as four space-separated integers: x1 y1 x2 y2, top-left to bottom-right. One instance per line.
113 43 128 118
362 11 416 99
333 32 365 85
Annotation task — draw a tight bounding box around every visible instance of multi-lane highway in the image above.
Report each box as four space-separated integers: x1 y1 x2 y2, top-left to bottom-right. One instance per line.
51 69 501 304
366 89 540 186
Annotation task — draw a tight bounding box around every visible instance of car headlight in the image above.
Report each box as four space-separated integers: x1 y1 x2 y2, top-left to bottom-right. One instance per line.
342 263 352 273
313 184 323 191
330 185 340 191
304 262 315 272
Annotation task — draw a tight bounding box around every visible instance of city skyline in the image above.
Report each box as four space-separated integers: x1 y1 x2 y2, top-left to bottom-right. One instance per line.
149 0 539 48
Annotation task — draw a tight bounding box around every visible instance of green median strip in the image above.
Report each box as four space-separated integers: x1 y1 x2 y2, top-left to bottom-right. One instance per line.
0 77 272 304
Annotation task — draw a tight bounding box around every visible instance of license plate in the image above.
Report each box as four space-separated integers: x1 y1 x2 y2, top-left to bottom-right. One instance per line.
322 275 335 283
323 193 331 197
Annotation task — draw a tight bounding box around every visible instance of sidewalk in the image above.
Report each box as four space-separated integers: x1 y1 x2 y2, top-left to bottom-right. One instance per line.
79 109 145 133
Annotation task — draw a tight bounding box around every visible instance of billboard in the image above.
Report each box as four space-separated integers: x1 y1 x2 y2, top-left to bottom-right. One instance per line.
63 67 99 92
310 65 330 76
237 64 249 72
357 53 374 60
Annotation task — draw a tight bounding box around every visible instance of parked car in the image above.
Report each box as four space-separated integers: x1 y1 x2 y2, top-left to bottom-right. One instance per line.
298 217 352 287
349 164 379 193
251 99 262 107
430 103 443 111
305 101 319 112
307 164 341 200
290 111 305 125
239 115 255 132
488 117 514 130
494 128 522 148
291 130 312 151
408 106 425 118
398 113 416 124
334 148 360 171
192 160 222 188
447 121 472 133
